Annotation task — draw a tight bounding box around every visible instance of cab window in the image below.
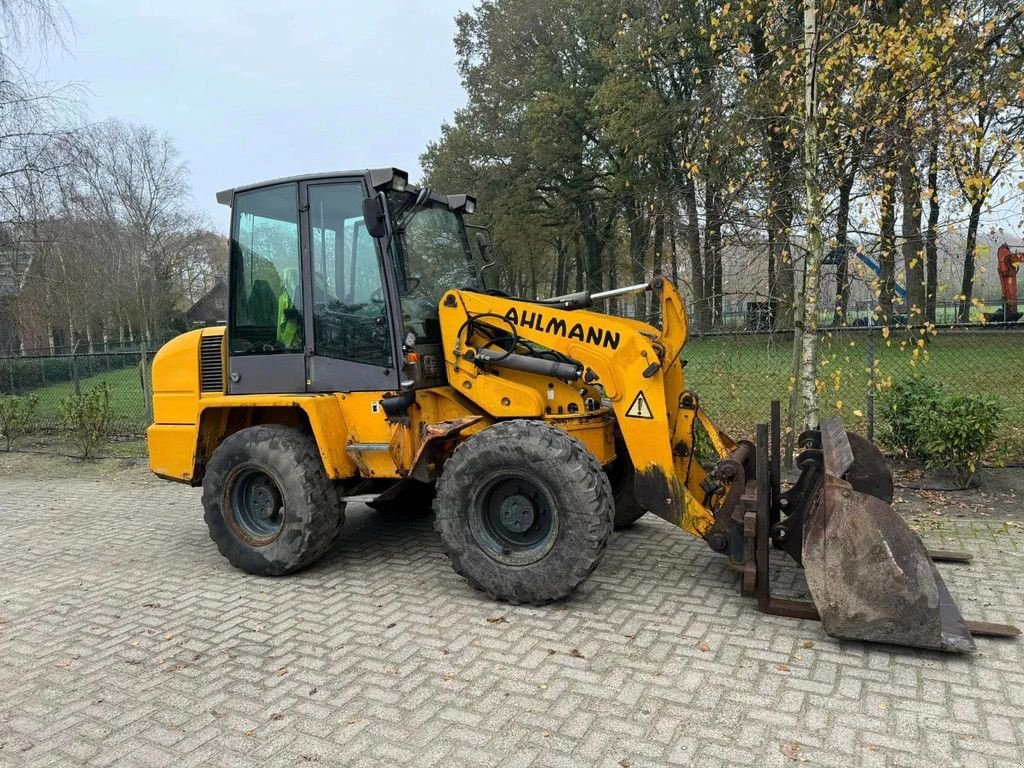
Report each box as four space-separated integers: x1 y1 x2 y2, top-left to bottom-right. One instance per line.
309 182 392 367
230 183 302 355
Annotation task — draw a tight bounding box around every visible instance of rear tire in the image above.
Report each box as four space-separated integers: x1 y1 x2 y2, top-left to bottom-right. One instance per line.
433 420 614 604
202 424 345 576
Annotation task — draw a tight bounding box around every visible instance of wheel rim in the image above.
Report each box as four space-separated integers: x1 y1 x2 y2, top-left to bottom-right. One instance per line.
470 474 558 565
225 465 285 545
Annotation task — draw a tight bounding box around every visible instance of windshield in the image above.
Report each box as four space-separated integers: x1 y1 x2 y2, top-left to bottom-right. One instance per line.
387 191 479 343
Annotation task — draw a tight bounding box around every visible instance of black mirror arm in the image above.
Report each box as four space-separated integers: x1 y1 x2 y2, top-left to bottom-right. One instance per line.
474 230 498 289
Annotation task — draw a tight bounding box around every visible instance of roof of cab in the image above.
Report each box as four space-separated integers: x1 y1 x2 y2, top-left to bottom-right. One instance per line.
215 168 404 207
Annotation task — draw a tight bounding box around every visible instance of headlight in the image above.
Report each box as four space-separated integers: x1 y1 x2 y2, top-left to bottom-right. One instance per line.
368 167 409 192
445 194 478 214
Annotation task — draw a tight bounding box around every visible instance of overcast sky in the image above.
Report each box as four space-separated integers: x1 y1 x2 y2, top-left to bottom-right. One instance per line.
33 1 1022 244
36 1 471 231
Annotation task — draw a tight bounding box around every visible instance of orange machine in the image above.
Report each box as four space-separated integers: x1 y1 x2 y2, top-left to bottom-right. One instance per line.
985 243 1024 322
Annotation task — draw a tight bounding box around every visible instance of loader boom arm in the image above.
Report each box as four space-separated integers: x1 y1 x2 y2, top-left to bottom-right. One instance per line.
438 277 736 539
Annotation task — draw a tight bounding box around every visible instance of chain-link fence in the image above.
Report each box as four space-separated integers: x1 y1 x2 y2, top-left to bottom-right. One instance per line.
1 323 1022 459
684 322 1024 460
705 298 1003 330
0 341 162 442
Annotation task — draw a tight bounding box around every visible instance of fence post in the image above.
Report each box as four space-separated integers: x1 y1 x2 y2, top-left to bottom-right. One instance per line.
865 316 876 442
140 343 153 425
70 340 81 397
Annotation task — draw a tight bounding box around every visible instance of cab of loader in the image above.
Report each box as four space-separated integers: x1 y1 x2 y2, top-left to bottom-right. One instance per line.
218 167 480 397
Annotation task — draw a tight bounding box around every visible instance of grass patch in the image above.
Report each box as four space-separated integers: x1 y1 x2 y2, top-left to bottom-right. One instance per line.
27 367 148 434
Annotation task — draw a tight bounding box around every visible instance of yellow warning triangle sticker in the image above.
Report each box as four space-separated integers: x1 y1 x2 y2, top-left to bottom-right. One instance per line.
625 390 654 419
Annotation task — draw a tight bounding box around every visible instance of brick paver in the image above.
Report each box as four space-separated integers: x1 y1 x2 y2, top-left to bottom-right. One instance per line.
1 470 1022 767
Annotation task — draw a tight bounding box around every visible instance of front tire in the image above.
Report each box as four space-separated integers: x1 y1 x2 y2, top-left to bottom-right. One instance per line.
202 424 345 576
433 420 614 605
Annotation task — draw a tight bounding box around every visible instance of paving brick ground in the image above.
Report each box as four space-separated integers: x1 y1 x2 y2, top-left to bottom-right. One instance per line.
1 459 1022 767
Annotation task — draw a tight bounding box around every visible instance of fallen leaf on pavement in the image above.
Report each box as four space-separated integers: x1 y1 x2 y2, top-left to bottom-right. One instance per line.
781 742 808 761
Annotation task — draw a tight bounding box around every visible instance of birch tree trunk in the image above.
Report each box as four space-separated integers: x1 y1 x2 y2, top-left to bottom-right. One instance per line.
925 143 940 323
797 0 822 430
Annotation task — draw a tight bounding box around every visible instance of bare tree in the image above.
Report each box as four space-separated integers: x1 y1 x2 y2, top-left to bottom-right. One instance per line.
73 120 202 341
0 0 76 231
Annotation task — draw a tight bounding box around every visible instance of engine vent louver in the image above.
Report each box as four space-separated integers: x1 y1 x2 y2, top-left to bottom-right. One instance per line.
199 335 224 393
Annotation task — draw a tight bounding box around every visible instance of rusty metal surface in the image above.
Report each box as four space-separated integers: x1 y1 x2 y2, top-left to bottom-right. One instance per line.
928 549 974 563
705 443 752 533
409 416 483 482
734 409 1017 652
802 474 976 653
964 620 1022 638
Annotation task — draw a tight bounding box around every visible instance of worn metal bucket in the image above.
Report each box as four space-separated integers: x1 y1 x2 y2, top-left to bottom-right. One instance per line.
800 417 975 652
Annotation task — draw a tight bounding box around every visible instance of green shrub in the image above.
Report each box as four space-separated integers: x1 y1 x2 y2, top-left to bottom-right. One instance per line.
0 393 38 451
60 381 112 458
918 394 1005 487
882 377 1005 487
882 377 943 457
693 418 719 466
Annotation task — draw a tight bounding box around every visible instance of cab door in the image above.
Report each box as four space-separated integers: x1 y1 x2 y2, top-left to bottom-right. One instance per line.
299 179 400 393
227 181 308 395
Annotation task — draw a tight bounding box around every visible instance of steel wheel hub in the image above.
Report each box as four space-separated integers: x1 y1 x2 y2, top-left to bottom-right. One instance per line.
227 466 285 545
498 494 536 532
469 474 558 566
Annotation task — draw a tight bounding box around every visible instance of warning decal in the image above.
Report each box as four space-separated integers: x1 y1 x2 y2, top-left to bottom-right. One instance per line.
625 391 654 419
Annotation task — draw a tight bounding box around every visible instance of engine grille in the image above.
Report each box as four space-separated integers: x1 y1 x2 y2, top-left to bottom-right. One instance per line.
199 335 224 393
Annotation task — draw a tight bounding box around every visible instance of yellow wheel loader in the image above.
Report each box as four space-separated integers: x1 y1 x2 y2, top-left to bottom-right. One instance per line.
148 168 1018 652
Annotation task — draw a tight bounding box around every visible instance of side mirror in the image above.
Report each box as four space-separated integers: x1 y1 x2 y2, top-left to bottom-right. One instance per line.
362 192 388 238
